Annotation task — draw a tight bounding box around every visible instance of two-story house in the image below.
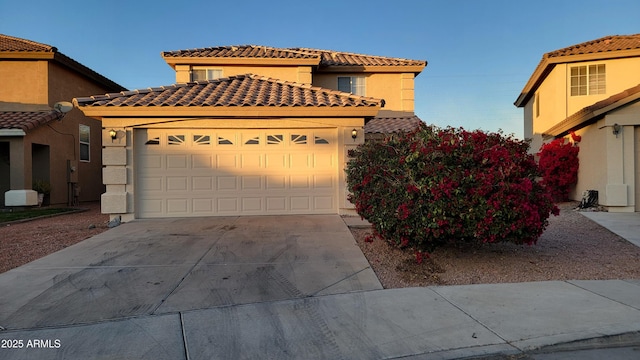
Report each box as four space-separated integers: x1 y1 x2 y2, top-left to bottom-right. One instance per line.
515 34 640 212
0 34 126 207
74 45 426 220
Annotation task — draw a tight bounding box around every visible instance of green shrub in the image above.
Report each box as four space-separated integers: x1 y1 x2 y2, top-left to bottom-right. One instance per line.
346 124 558 259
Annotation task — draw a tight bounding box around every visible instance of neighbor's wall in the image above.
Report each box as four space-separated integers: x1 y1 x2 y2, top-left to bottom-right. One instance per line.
0 60 48 104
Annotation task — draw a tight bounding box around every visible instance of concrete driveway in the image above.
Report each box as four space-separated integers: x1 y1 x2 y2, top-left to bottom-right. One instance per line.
0 215 382 330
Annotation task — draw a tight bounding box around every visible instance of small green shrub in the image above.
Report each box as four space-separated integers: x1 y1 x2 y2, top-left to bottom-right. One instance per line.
346 124 558 259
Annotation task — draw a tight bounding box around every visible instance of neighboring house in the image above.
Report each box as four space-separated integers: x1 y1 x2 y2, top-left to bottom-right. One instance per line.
74 45 426 220
0 34 126 207
515 34 640 212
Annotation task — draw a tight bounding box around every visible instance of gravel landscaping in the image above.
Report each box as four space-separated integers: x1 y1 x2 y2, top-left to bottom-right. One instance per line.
2 202 639 289
351 202 640 288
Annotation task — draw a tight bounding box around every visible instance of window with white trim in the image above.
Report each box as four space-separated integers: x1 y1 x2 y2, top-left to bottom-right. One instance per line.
191 67 223 81
337 76 365 96
79 124 90 162
570 64 605 96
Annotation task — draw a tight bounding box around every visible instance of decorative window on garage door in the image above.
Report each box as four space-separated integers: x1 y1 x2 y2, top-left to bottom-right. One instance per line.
314 136 329 144
291 134 307 145
168 135 185 145
267 134 284 145
217 136 234 145
193 135 211 145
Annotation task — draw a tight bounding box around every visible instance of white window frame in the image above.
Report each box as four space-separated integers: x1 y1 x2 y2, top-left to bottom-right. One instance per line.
79 124 90 162
337 76 365 96
570 64 605 96
191 67 223 81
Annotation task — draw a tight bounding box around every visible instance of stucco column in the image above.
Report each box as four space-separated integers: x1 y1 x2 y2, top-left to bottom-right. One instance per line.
101 128 128 218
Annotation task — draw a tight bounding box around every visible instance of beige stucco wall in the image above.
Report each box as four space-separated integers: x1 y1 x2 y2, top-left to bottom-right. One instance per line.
312 72 414 112
100 117 364 221
0 61 48 104
174 64 313 84
566 103 640 212
525 57 640 154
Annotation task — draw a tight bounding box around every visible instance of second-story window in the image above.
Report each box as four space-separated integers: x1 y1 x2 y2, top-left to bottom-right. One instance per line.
191 68 223 81
338 76 365 96
570 64 605 96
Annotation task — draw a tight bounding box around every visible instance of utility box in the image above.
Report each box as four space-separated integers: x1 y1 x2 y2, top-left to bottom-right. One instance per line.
5 190 38 206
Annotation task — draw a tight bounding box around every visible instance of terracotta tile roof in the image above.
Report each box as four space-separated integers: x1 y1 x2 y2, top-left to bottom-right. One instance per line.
0 33 55 52
365 115 423 134
162 45 318 60
546 34 640 58
290 47 426 67
543 83 640 138
74 74 382 108
0 110 62 131
162 45 426 68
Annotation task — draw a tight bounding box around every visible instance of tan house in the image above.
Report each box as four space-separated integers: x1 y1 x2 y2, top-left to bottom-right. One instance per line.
74 46 426 220
515 34 640 212
0 34 126 207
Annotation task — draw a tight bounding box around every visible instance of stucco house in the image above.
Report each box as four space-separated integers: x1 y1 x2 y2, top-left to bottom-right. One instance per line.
0 34 126 207
515 34 640 212
74 45 426 220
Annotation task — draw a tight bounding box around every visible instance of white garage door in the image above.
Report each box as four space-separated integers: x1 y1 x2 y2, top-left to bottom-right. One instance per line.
135 128 338 218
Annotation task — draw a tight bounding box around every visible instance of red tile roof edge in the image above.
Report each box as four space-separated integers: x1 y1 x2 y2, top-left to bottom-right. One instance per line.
0 110 62 131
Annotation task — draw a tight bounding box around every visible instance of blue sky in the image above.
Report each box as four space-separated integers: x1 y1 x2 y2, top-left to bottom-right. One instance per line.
1 0 638 138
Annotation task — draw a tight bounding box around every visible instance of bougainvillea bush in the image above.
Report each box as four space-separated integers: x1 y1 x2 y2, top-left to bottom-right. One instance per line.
346 123 558 258
537 132 580 202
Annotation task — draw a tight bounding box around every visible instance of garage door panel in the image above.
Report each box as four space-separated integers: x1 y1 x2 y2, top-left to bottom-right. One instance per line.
242 176 262 190
140 177 163 191
266 197 287 211
241 154 262 168
266 175 286 190
192 177 213 190
136 129 337 217
216 154 237 168
217 176 238 191
241 197 263 211
314 175 334 189
218 198 238 212
291 197 311 210
167 155 188 169
192 154 213 169
291 175 310 189
265 153 287 169
167 199 188 213
193 198 214 213
141 155 162 169
167 176 188 191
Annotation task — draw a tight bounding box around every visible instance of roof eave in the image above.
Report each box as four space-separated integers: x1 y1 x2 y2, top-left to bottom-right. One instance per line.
0 51 55 60
317 64 425 74
75 105 382 119
162 56 321 69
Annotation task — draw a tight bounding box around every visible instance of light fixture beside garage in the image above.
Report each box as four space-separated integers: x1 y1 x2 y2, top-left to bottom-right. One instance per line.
109 129 117 140
351 128 358 141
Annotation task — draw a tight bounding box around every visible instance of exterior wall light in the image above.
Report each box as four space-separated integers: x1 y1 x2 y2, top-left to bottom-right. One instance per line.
351 128 358 140
612 123 621 137
109 129 117 140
